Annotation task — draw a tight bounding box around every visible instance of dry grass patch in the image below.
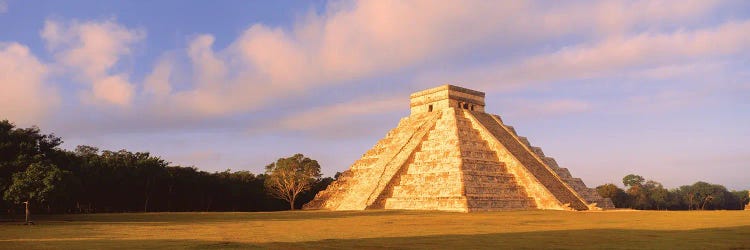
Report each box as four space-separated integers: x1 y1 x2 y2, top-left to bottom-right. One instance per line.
0 210 748 249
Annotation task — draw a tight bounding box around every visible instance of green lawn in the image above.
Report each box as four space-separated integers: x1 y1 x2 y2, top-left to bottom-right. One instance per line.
0 210 748 249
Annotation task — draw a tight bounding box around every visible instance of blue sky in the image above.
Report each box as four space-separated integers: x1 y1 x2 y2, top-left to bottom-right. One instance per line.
1 0 748 190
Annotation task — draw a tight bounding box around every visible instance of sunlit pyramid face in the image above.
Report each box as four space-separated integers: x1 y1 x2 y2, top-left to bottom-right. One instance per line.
304 85 613 212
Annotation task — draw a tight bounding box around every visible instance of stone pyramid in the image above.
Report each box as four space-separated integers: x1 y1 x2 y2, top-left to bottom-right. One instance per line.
304 85 614 212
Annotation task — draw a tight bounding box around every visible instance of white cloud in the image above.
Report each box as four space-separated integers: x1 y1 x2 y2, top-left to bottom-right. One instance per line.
83 74 136 106
0 43 59 126
141 0 727 118
41 19 144 107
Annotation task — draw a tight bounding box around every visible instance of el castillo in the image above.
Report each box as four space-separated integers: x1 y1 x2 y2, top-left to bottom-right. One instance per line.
305 85 613 212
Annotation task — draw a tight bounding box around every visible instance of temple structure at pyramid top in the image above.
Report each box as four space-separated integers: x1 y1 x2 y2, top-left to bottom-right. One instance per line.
410 85 486 114
304 84 614 212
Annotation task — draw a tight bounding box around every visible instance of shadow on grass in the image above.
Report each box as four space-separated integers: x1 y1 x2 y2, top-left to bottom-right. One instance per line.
2 226 748 249
1 209 435 224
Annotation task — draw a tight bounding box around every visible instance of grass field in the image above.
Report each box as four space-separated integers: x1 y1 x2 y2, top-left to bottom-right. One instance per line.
1 210 749 249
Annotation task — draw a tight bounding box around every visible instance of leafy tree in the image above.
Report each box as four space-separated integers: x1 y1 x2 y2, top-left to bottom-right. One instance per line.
264 154 322 210
730 190 749 210
3 162 76 212
645 180 668 210
596 184 627 208
689 182 729 210
0 120 63 210
622 174 645 188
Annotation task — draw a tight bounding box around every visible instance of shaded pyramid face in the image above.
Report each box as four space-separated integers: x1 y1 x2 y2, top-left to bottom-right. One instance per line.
304 85 613 212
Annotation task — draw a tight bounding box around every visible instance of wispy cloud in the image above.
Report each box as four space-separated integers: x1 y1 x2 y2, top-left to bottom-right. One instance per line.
497 99 593 119
276 96 405 131
417 19 750 93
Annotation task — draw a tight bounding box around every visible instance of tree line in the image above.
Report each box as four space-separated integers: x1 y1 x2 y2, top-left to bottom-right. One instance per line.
0 120 334 215
596 174 749 210
3 119 747 214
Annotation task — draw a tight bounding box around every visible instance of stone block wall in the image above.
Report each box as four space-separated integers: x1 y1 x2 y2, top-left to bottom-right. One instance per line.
455 110 536 211
304 112 439 210
384 108 537 212
517 131 615 209
384 108 468 211
469 112 589 210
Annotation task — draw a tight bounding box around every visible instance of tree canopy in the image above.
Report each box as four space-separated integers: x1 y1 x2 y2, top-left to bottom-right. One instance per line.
0 120 332 215
598 173 748 210
3 162 76 209
264 154 322 210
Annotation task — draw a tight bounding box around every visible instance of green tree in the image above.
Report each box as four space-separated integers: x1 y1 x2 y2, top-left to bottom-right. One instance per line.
692 182 719 210
596 183 627 208
730 190 749 210
0 120 63 209
621 174 651 209
622 174 645 188
645 180 668 210
3 162 76 212
264 154 322 210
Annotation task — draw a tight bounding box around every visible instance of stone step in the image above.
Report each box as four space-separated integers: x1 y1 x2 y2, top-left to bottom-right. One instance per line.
543 157 560 169
420 139 459 149
457 129 482 137
456 131 483 139
490 114 504 123
405 166 462 174
458 140 491 149
461 163 506 172
391 187 464 197
406 160 463 167
530 146 545 157
384 196 468 211
460 150 497 160
554 167 572 178
464 186 527 195
462 158 504 165
413 152 461 162
397 173 463 184
504 125 517 135
460 170 513 177
518 136 531 146
426 132 458 141
466 199 536 211
463 175 518 184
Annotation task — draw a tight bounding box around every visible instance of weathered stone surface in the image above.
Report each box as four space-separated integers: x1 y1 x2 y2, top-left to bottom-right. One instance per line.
469 112 588 210
303 84 612 212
